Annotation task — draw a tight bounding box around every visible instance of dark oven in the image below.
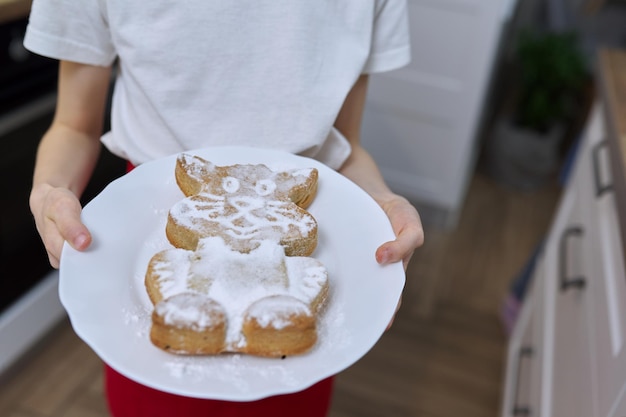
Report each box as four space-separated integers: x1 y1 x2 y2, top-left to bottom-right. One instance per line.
0 15 125 371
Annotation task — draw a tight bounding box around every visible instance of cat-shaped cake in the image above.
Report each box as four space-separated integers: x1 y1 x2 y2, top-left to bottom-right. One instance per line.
145 153 327 357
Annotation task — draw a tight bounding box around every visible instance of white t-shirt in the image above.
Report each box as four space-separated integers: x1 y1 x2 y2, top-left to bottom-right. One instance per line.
24 0 410 169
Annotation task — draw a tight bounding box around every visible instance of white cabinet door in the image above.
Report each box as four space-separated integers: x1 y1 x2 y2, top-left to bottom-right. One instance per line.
529 258 547 413
501 293 535 417
361 0 505 222
575 104 626 417
590 191 626 417
567 100 626 417
539 180 596 417
501 99 626 417
501 260 545 417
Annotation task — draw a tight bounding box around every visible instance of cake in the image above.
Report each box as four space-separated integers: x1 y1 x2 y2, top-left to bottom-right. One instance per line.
165 154 319 256
144 153 328 357
146 237 329 356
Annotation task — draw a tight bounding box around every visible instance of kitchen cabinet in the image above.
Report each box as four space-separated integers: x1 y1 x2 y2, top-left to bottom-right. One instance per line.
541 127 596 417
501 131 597 417
501 49 626 417
582 108 626 417
501 256 546 416
361 0 508 228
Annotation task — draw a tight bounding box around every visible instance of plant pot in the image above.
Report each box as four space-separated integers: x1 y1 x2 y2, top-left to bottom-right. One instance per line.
484 116 565 190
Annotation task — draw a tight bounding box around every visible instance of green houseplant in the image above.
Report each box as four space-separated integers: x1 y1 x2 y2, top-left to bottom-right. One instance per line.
514 30 588 133
485 29 589 190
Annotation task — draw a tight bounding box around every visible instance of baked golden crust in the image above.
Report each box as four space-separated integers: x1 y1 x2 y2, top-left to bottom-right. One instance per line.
145 237 328 357
165 196 318 256
174 154 319 207
150 293 227 355
145 153 327 358
165 154 319 255
241 296 317 357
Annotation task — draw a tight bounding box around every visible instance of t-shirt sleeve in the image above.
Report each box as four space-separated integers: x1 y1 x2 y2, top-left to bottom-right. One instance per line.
23 0 116 66
363 0 411 74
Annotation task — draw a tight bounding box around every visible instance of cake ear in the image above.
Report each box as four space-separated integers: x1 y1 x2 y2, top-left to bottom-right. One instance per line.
283 168 317 184
175 154 217 196
283 168 318 208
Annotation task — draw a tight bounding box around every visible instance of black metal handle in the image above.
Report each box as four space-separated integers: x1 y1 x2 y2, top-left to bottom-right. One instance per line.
512 346 533 416
592 139 613 197
559 226 586 291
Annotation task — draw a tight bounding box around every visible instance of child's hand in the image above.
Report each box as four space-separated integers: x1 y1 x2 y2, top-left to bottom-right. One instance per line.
374 194 424 330
375 194 424 270
30 184 91 268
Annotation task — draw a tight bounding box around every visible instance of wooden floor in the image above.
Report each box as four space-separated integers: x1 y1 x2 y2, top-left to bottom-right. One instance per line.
0 171 562 417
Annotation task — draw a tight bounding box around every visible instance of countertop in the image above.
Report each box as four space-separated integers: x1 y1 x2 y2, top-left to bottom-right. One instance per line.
601 49 626 142
0 0 30 25
599 48 626 258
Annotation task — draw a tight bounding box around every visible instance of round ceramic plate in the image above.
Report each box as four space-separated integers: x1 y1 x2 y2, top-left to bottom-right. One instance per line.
59 146 405 401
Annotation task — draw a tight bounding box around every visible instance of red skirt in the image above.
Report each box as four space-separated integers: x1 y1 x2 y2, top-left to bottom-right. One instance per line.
105 365 334 417
104 162 334 417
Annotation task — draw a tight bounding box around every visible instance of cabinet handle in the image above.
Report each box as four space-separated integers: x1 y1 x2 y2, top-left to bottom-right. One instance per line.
512 346 533 416
592 139 613 197
559 226 586 291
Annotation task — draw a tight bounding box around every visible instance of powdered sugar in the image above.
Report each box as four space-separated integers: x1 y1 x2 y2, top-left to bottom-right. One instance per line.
168 154 317 249
121 305 152 338
168 192 316 241
155 294 225 331
64 146 401 401
177 153 314 200
162 353 299 391
149 237 327 348
246 295 312 329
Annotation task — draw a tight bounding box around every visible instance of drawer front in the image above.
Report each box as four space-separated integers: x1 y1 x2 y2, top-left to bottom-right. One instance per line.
540 183 596 417
572 101 626 417
584 150 626 416
501 269 545 417
589 192 626 417
528 260 546 415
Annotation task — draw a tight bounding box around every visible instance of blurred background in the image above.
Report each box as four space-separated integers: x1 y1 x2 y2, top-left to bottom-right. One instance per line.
1 0 626 416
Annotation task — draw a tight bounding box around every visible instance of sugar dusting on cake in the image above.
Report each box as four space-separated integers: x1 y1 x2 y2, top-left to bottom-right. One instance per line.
129 223 351 389
150 237 327 349
155 294 226 331
168 192 316 239
125 153 358 390
168 154 318 248
246 295 312 329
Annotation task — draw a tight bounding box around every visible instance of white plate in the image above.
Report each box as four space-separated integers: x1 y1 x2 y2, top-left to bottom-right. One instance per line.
59 146 405 401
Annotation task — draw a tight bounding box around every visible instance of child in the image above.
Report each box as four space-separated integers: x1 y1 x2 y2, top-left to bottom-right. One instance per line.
25 1 424 416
